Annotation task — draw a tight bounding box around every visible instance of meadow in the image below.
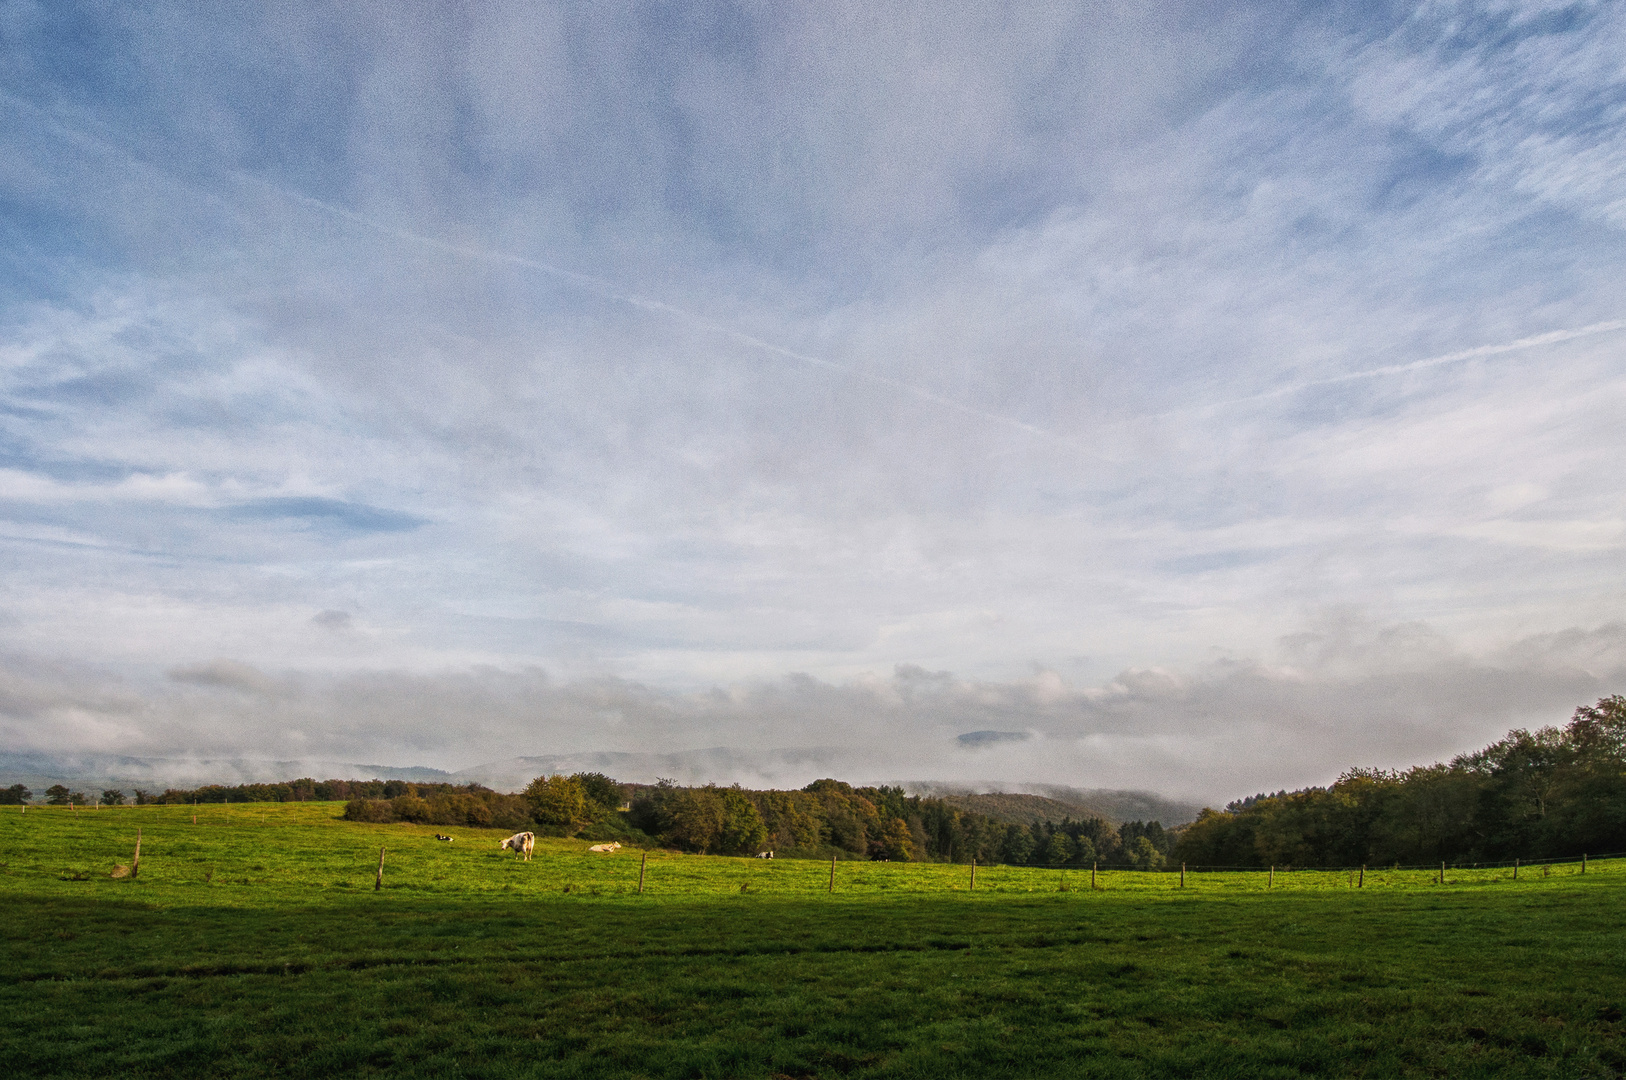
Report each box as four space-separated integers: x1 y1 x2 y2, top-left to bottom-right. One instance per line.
2 802 1623 1078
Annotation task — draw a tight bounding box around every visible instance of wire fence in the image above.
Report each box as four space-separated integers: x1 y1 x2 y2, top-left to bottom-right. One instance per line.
1170 850 1625 874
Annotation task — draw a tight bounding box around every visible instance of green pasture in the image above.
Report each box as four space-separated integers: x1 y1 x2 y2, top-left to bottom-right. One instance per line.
3 803 1624 1078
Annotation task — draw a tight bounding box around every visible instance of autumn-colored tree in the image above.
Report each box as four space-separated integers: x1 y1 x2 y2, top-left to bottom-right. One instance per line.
525 774 589 833
872 817 914 861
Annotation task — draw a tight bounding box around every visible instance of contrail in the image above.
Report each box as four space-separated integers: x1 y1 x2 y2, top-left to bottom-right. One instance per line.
1152 320 1626 421
232 173 1059 441
2 89 1060 443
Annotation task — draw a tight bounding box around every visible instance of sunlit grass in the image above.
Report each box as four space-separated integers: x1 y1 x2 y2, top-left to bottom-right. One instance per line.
3 802 1624 1078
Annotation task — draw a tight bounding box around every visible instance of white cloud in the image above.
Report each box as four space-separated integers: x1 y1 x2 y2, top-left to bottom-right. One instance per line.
0 2 1622 796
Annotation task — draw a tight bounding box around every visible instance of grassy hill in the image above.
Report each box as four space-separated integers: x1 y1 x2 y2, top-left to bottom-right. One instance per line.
2 801 1622 1078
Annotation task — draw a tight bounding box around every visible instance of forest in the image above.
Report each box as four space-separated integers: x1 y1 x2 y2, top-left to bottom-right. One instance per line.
1174 695 1626 868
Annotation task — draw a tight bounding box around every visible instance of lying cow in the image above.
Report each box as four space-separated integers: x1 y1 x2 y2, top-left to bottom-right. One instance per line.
434 834 454 842
500 831 535 861
755 851 774 859
587 842 622 852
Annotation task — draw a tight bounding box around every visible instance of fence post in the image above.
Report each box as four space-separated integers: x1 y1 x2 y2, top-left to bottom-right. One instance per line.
1513 858 1518 881
1358 864 1364 888
970 859 976 891
1439 861 1445 885
1091 862 1097 890
1582 854 1586 875
131 827 141 880
375 847 386 891
637 851 647 895
829 855 836 894
1268 866 1273 889
1180 862 1185 888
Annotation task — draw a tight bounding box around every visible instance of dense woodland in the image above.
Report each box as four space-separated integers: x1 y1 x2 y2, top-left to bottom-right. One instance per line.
619 777 1173 867
1174 696 1626 868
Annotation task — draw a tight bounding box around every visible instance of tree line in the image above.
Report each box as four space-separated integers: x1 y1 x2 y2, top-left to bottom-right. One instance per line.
521 773 1175 866
1174 695 1626 868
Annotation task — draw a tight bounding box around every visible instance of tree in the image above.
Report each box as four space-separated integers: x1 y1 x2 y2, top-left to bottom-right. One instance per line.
1000 824 1034 865
1569 695 1626 760
525 774 588 834
1043 831 1075 866
45 785 71 806
1072 835 1097 866
665 787 726 852
1127 836 1165 871
716 787 769 855
871 817 914 862
101 789 125 806
132 789 151 806
572 772 622 814
0 784 30 805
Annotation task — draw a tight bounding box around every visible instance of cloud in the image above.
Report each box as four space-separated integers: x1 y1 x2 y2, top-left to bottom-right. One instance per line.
0 2 1622 795
0 615 1619 801
311 609 352 630
166 659 281 696
221 497 425 534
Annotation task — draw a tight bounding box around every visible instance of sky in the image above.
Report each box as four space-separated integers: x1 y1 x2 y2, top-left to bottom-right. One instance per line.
0 0 1623 800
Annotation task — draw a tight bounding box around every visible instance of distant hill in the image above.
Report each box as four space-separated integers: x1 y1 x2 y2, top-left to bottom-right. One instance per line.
451 747 854 791
0 752 451 793
1 748 1202 826
902 783 1203 827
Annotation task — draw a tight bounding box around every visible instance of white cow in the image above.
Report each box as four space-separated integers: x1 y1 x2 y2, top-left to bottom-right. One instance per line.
500 831 535 861
587 842 622 852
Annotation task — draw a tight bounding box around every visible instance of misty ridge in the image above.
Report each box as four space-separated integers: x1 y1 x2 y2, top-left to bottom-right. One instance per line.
16 696 1621 874
2 615 1624 805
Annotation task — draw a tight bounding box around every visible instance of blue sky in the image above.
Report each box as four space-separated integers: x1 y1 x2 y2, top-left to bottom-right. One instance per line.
0 1 1623 797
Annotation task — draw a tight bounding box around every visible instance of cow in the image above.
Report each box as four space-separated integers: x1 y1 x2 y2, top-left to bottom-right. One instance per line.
500 831 535 861
587 842 622 852
434 834 454 842
754 851 774 859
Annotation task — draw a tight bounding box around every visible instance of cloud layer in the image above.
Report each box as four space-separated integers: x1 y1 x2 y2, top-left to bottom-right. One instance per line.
0 1 1623 796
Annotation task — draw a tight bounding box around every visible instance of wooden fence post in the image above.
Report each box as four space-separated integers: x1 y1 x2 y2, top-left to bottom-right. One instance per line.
375 847 386 891
1582 854 1586 875
1358 865 1364 888
970 859 976 890
1091 862 1097 890
1268 866 1273 889
637 851 647 895
1512 858 1518 881
1439 861 1445 884
1180 863 1185 888
828 854 836 894
131 827 141 880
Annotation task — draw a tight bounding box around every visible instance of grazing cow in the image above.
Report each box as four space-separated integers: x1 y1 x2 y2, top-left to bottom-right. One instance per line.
434 834 454 842
587 842 622 852
500 831 535 861
754 851 774 859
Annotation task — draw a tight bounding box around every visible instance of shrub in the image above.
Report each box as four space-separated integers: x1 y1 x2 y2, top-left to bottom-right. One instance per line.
390 795 432 823
343 799 395 823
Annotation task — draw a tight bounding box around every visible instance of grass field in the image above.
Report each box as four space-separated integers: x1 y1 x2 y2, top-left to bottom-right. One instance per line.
3 803 1624 1078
